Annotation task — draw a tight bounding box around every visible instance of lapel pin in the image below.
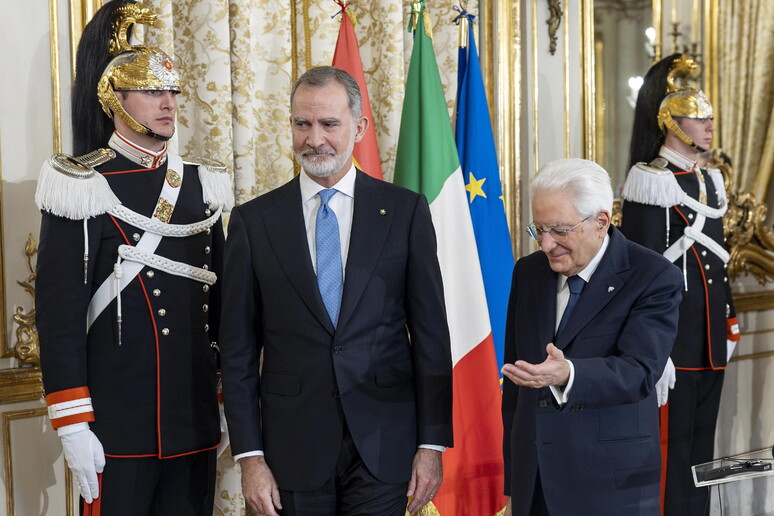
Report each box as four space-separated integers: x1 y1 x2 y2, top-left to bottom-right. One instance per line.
607 286 615 292
379 209 387 216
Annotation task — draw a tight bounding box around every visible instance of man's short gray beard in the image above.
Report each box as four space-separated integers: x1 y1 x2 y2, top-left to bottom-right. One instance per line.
294 137 355 178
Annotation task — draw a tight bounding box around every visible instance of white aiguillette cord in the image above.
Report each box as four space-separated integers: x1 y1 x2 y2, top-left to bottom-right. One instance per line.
86 153 185 344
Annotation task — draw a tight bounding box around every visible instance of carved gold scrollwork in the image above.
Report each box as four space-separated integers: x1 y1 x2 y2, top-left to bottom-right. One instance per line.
611 198 623 227
708 151 774 284
546 0 563 55
13 234 39 366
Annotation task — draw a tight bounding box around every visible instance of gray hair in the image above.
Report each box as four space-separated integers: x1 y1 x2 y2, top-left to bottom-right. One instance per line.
531 158 614 217
290 66 363 119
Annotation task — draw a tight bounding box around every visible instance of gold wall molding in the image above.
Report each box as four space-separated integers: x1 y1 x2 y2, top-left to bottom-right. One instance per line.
730 350 774 362
711 152 774 286
49 0 63 154
563 0 569 157
546 0 562 55
732 290 774 314
12 235 39 367
0 369 43 405
0 234 41 403
580 0 595 162
730 288 774 363
3 407 73 516
531 0 538 173
739 327 774 337
702 0 719 147
493 0 520 257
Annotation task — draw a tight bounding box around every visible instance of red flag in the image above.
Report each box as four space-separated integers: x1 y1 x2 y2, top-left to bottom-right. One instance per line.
332 5 383 179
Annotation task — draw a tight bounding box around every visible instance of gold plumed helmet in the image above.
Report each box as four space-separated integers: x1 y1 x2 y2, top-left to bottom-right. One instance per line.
96 2 181 141
656 55 714 149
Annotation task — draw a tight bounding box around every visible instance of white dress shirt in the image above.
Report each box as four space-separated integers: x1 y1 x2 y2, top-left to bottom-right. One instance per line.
549 234 610 406
300 165 357 274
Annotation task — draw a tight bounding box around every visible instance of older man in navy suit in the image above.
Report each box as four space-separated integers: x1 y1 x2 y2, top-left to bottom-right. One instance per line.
501 158 683 515
220 66 453 516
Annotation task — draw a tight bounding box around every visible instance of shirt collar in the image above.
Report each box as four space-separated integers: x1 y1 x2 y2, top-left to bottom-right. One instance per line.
557 234 610 291
109 131 168 169
660 145 697 172
299 164 357 203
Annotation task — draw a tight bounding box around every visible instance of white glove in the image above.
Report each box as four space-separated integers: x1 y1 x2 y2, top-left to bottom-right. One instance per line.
58 422 105 503
727 339 737 362
655 357 676 407
216 401 230 458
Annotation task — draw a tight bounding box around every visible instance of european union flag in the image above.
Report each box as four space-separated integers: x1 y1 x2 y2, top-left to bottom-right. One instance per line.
455 20 514 370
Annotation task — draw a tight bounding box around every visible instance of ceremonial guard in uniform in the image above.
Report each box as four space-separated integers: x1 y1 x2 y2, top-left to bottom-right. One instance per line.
620 55 740 515
34 2 233 514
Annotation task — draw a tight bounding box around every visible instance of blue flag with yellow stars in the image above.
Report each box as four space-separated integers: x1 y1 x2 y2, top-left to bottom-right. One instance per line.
455 19 514 371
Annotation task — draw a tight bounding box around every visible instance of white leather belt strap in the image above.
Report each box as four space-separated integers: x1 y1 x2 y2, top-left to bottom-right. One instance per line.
87 153 185 331
663 211 706 264
118 245 217 285
683 226 730 263
662 169 730 266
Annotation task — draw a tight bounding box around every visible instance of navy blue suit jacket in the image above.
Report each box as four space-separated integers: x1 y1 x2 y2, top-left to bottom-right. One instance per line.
502 226 682 515
220 170 453 491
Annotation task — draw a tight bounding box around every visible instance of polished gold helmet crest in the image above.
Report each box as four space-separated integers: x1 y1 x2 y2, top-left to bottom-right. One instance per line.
665 54 700 93
96 2 181 141
657 89 714 148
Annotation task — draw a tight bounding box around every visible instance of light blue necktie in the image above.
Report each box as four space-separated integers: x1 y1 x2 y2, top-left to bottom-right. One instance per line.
556 275 585 339
315 189 343 327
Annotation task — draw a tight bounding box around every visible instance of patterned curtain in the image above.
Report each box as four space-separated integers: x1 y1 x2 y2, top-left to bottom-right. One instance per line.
143 0 462 512
145 0 461 202
718 2 774 199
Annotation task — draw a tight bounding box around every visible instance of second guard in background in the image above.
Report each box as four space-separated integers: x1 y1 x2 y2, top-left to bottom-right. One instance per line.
620 54 740 516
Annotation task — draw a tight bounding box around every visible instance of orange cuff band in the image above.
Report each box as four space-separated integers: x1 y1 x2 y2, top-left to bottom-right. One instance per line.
46 387 95 429
727 317 740 341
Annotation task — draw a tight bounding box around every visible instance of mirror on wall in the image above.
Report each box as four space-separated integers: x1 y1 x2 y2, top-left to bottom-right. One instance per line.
592 0 710 193
592 0 654 194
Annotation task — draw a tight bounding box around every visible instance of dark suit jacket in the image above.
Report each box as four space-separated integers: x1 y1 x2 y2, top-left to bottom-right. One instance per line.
502 226 683 516
220 170 453 491
37 152 222 457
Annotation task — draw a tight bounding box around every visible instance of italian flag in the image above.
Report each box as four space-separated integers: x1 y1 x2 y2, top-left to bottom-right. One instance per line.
393 3 506 515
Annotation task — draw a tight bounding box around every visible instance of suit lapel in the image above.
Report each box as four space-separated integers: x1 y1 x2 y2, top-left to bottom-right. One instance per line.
337 172 393 330
555 228 629 348
535 258 558 349
264 177 335 334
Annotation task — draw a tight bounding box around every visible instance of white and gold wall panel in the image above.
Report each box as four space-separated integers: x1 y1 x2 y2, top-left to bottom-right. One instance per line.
0 1 75 513
715 277 774 514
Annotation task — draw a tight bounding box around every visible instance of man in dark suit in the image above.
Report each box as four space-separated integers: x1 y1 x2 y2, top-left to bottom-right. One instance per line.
501 158 683 515
220 66 453 516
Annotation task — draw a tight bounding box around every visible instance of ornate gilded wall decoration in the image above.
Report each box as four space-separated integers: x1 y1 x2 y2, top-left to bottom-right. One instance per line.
13 235 39 366
709 151 774 285
547 0 562 55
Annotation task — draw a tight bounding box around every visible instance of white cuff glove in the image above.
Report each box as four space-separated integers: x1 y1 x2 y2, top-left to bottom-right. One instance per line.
216 402 230 458
655 357 676 407
727 339 737 363
58 422 105 503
